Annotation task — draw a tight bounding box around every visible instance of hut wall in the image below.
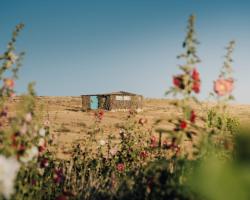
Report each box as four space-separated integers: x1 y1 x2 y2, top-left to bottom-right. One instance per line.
104 95 112 110
81 96 90 111
109 95 143 111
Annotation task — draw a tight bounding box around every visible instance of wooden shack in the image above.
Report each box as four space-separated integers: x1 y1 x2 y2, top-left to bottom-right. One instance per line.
81 91 143 111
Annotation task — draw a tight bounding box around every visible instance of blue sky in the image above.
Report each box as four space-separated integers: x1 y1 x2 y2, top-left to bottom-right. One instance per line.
0 0 250 103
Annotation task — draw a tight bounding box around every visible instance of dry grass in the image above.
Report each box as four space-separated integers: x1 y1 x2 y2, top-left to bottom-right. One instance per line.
8 96 250 158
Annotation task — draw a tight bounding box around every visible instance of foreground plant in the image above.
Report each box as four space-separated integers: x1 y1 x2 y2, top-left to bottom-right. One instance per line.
164 14 205 159
0 24 51 200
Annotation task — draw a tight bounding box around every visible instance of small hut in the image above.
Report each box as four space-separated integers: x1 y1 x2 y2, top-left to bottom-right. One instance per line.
81 91 143 111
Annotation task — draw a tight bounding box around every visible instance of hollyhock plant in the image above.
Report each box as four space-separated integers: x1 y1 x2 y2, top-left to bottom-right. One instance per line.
163 15 203 160
212 41 236 101
0 24 54 199
167 15 201 97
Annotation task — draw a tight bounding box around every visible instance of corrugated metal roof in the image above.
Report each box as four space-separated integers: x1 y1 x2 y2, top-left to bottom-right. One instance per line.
81 91 141 96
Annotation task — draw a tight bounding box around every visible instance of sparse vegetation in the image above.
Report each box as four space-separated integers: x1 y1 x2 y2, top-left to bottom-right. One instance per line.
0 15 250 200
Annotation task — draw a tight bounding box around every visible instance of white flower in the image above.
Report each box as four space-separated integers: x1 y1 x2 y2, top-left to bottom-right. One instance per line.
39 128 46 137
99 139 106 146
20 146 39 163
25 113 32 123
0 156 20 199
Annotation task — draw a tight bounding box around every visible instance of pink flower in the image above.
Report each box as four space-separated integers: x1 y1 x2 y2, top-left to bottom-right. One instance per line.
214 78 234 96
116 163 125 172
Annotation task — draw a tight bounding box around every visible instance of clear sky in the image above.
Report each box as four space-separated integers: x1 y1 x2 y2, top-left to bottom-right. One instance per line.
0 0 249 103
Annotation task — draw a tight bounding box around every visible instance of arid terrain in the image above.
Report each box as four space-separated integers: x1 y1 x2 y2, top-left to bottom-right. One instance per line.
9 96 250 158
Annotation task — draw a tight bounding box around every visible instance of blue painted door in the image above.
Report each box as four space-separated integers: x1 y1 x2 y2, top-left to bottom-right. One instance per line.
90 96 98 109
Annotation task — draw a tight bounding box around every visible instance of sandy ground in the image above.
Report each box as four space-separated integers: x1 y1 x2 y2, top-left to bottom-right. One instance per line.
8 96 250 158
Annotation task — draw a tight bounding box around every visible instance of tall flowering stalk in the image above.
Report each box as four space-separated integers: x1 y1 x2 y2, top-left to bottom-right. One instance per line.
0 24 25 199
0 24 51 199
163 14 203 159
207 41 238 150
167 14 201 99
212 41 236 103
